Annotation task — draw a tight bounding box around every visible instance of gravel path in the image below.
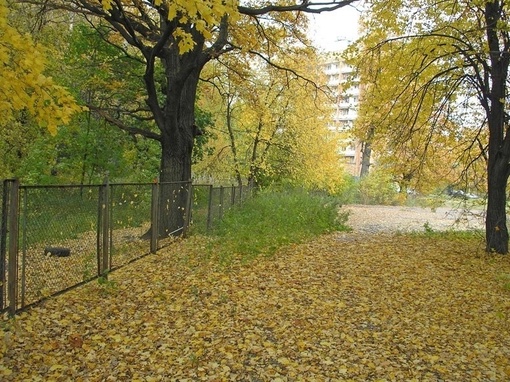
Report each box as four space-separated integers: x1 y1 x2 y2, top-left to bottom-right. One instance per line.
342 204 485 234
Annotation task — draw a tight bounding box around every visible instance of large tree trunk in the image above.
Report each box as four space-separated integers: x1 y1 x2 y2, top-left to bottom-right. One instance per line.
360 126 374 178
360 141 372 178
142 20 220 238
484 110 510 253
484 1 510 254
486 160 509 253
158 134 193 237
157 67 201 237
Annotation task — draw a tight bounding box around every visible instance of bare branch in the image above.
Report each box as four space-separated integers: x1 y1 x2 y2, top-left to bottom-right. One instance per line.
238 0 358 15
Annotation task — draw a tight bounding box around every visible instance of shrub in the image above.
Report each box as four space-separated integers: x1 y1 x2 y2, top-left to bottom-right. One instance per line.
358 170 400 205
335 174 360 204
208 187 349 264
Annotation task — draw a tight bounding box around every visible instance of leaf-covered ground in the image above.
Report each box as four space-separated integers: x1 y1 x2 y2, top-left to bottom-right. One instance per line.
2 232 510 381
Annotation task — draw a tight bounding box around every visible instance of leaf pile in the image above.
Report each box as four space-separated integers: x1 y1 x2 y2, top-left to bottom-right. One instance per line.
2 233 510 381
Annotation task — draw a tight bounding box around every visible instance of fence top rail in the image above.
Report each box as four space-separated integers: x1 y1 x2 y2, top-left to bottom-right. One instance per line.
157 181 192 186
20 184 102 190
4 180 251 189
193 183 247 187
13 181 191 189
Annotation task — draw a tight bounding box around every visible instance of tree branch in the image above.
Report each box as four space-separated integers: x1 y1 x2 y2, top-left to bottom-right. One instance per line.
88 105 161 141
238 0 358 15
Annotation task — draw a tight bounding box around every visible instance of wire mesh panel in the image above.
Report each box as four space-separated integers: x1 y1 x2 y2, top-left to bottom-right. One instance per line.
233 185 246 204
241 185 254 202
207 186 223 230
18 185 100 309
189 185 212 234
222 186 234 211
157 181 191 240
109 183 152 269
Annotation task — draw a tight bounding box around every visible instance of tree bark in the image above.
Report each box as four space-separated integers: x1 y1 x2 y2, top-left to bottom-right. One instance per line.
360 126 374 178
226 94 243 187
484 1 510 253
156 64 202 237
486 161 509 253
360 141 372 177
140 19 212 237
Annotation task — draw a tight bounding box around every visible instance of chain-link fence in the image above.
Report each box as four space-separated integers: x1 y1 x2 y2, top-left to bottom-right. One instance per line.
0 181 9 313
18 185 100 308
0 180 252 314
109 183 153 269
204 184 252 231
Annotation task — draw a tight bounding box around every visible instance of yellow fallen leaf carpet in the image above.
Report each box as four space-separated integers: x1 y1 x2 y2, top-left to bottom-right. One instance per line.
2 233 510 381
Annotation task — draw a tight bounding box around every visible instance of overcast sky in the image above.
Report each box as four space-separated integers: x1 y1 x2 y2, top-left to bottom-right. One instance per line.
308 4 362 51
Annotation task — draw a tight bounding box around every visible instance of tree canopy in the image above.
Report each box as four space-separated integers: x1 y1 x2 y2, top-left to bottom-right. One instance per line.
347 0 510 252
0 0 80 134
197 46 345 192
14 0 357 235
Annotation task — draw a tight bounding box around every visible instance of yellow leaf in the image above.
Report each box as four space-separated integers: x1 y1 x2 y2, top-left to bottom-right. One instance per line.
102 0 113 11
0 365 13 376
167 4 177 20
49 364 67 371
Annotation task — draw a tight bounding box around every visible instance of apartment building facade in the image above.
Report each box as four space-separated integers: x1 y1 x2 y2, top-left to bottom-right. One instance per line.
322 55 365 177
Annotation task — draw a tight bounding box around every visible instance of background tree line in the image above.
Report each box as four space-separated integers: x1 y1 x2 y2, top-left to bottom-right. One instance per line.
346 0 510 253
5 0 510 253
2 1 351 192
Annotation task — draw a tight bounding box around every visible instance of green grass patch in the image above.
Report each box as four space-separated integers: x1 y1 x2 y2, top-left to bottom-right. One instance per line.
206 187 349 264
405 224 485 241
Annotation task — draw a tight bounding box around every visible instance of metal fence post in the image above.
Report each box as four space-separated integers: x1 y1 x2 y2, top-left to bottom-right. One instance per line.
103 178 110 276
206 185 213 231
96 185 102 276
98 177 110 276
20 189 28 309
219 186 224 220
183 182 193 237
150 180 159 253
0 180 9 311
7 179 20 315
231 184 235 206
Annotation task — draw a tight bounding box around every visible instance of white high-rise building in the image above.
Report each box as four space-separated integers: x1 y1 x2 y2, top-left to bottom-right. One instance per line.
321 55 363 177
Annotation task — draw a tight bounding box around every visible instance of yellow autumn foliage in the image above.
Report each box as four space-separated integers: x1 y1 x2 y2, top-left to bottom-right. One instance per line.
0 0 81 134
100 0 239 54
196 48 346 193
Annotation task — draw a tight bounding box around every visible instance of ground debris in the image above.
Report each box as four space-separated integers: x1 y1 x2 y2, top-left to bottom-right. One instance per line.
2 230 510 381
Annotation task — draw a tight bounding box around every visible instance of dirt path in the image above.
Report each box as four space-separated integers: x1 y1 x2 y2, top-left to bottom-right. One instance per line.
343 204 485 234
